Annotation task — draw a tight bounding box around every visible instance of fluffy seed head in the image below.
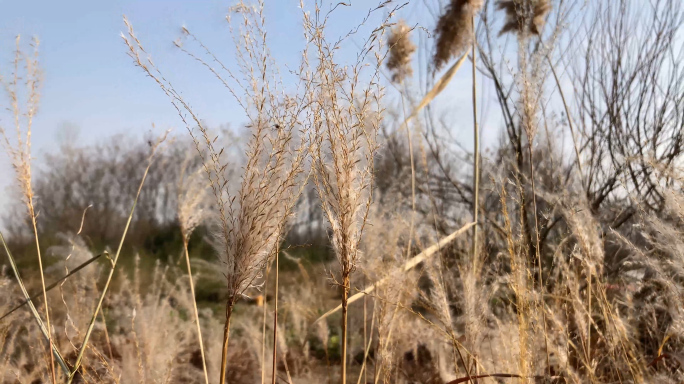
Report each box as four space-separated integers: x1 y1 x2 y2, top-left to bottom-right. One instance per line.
433 0 484 70
498 0 551 36
386 20 416 83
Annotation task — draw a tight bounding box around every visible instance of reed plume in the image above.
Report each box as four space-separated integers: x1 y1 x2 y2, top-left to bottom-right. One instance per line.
433 0 484 70
303 1 401 381
123 1 310 380
498 0 551 36
386 20 416 84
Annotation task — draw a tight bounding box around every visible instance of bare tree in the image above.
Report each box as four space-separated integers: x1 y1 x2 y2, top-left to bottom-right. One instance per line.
572 0 684 223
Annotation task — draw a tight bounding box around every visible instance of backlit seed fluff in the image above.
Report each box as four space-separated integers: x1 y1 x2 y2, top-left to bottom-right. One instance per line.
386 20 416 83
497 0 551 36
433 0 484 70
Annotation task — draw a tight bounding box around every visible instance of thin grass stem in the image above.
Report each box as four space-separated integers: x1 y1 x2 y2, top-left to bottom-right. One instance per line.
182 236 209 384
271 243 280 384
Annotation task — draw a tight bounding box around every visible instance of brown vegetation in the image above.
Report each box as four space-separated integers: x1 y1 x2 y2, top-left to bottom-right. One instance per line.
2 1 684 383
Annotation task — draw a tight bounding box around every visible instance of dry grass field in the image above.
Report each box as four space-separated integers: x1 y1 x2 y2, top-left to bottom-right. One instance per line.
2 0 684 383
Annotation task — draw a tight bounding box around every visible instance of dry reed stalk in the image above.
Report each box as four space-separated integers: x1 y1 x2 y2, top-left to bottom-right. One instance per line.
67 131 169 383
497 0 555 375
499 181 533 380
526 133 550 375
361 276 370 384
546 55 584 185
0 35 58 383
270 243 279 384
466 16 483 382
177 165 210 384
261 258 273 384
519 21 552 379
470 12 480 284
431 6 489 378
179 238 206 382
520 90 551 375
387 20 418 263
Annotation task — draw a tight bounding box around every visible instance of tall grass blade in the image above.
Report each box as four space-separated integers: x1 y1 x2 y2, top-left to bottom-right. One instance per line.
181 238 209 384
67 133 167 383
313 222 475 324
401 52 468 128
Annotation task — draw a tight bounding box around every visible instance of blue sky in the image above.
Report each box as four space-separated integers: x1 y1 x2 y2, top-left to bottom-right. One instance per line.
0 0 486 227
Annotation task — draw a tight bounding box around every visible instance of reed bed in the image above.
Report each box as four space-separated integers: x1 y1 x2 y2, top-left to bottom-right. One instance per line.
2 1 684 383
